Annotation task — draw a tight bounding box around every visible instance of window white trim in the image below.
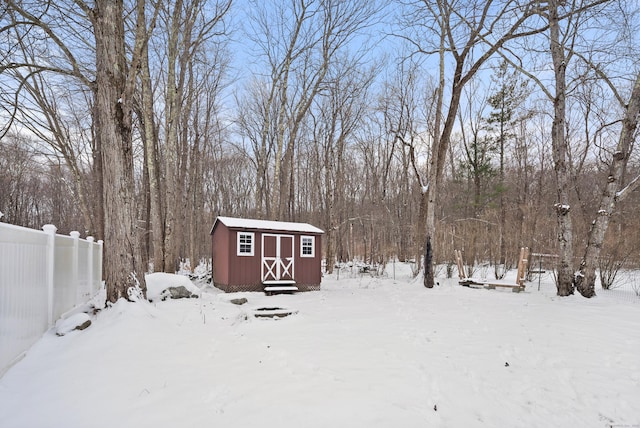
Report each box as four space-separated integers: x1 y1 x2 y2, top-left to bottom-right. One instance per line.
300 235 315 258
237 232 255 256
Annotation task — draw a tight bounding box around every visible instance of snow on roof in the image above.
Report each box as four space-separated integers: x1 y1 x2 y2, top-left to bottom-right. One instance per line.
212 216 324 234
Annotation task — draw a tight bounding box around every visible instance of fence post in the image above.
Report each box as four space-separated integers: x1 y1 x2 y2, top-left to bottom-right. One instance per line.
42 224 57 327
98 240 104 291
87 236 94 295
70 231 80 306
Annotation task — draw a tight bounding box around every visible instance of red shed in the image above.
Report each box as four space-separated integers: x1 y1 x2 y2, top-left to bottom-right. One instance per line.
210 216 324 293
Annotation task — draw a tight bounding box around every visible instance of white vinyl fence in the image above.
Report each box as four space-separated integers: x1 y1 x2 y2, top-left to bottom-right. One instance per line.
0 223 103 375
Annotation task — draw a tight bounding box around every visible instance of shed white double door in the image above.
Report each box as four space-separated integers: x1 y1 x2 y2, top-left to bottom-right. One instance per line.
261 234 295 284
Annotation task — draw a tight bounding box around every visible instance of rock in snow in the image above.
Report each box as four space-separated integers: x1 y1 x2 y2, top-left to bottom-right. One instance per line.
160 285 198 301
55 313 92 336
146 272 200 302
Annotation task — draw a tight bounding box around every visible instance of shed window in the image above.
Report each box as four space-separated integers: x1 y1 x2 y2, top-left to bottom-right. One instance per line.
237 232 254 256
301 236 314 257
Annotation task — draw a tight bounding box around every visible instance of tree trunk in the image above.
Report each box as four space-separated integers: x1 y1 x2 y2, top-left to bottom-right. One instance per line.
423 234 434 288
575 71 640 297
91 101 105 241
93 0 146 302
549 0 574 296
424 61 465 288
139 39 165 272
188 102 204 272
163 0 183 273
498 112 506 268
324 141 335 274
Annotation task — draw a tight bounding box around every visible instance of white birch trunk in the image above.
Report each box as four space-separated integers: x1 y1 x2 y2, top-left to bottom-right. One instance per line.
575 72 640 297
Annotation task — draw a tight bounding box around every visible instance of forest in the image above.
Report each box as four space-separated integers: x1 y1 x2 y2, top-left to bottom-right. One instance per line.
1 0 639 300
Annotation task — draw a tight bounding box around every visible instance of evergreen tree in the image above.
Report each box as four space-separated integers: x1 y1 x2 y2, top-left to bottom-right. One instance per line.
485 59 530 271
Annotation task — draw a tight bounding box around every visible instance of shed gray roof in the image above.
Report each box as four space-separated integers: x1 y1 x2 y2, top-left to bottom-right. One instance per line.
211 216 324 234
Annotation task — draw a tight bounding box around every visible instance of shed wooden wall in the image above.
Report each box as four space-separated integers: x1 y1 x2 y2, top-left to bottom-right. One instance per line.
293 234 322 289
227 229 262 289
211 223 231 289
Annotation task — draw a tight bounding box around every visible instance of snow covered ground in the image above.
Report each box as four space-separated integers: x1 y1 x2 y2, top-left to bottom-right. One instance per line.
0 264 638 428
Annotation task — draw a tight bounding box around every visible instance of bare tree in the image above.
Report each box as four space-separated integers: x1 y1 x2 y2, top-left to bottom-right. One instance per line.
0 134 48 228
2 0 150 301
380 58 433 265
546 0 578 296
186 44 231 270
312 59 376 272
161 0 231 272
85 0 151 301
575 72 640 297
242 0 381 221
3 70 99 236
400 0 550 287
1 2 98 235
489 0 614 295
235 78 275 218
561 1 640 297
135 1 164 273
